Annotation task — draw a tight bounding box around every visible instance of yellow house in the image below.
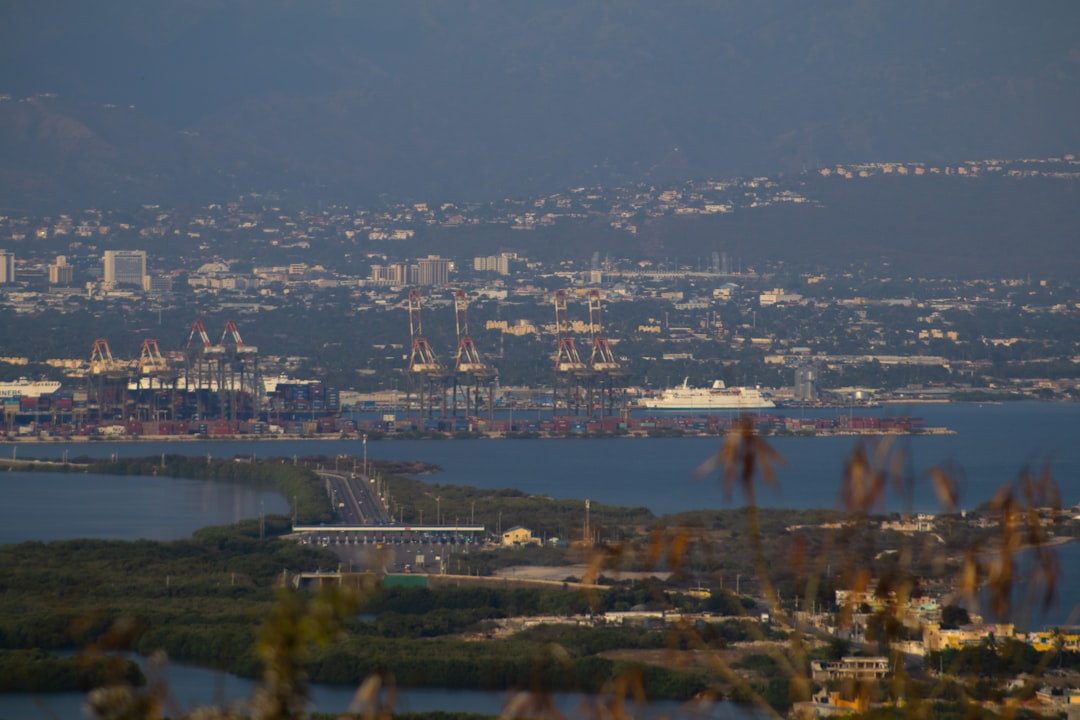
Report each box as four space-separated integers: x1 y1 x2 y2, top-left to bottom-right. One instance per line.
501 526 540 547
923 623 1015 652
1025 631 1080 653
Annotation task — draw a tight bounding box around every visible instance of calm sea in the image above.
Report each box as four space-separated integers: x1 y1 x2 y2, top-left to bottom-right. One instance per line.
0 472 288 544
7 401 1079 515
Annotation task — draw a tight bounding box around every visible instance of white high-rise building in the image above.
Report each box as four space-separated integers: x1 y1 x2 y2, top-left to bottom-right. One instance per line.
473 252 516 275
0 251 13 284
416 255 450 286
368 263 408 285
103 250 147 288
48 255 74 285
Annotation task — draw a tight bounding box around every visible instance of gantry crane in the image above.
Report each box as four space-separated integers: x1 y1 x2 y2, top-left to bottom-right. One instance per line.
137 339 169 376
586 290 626 417
220 319 258 355
451 290 496 419
552 289 587 415
89 338 121 375
132 339 179 421
218 319 260 421
406 289 447 417
184 319 223 419
87 338 131 419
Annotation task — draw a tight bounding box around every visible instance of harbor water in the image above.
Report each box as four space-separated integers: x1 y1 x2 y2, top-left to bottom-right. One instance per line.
7 402 1079 516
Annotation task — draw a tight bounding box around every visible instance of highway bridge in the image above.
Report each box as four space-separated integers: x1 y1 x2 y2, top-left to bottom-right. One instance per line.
311 469 486 536
292 523 486 534
316 468 391 525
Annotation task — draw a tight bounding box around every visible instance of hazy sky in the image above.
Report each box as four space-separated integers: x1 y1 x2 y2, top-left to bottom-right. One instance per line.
2 1 1078 205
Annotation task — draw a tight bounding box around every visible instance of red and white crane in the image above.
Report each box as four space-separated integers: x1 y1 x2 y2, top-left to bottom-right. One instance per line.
587 290 620 372
453 290 487 374
137 339 169 375
220 318 258 355
186 319 222 356
407 290 442 374
553 289 586 372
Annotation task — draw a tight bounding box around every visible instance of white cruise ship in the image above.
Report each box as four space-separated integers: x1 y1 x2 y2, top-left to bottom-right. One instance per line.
637 378 775 410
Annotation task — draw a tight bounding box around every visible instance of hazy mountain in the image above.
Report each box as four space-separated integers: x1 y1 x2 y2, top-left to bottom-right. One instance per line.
1 1 1078 209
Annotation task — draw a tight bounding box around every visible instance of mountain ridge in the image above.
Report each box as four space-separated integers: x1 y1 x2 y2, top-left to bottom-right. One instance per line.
1 1 1078 209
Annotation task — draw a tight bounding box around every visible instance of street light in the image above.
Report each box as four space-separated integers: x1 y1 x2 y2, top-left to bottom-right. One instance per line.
362 433 368 477
436 496 441 526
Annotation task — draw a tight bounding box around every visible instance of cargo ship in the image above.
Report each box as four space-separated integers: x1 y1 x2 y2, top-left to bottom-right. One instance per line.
636 378 775 410
0 378 62 399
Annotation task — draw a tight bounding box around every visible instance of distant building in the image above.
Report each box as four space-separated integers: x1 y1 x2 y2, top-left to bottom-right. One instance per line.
759 287 804 306
923 623 1015 652
368 263 408 285
416 255 451 286
1025 631 1080 653
103 250 147 288
48 255 74 285
811 657 890 682
474 252 516 275
794 364 819 401
0 251 14 284
501 526 540 547
143 275 173 294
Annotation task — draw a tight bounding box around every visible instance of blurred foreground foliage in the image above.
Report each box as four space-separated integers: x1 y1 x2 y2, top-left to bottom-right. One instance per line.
0 648 143 692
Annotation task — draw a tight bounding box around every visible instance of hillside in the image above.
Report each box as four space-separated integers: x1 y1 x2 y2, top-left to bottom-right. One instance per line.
1 1 1078 209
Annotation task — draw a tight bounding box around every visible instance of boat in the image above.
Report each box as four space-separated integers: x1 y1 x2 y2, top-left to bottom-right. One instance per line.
0 378 63 399
636 378 775 410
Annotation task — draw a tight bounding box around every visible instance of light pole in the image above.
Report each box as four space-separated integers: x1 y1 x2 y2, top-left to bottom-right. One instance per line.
362 433 368 477
436 496 441 526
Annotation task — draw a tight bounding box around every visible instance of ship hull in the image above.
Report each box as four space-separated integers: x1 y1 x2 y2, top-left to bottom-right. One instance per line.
0 381 62 399
637 396 775 410
637 380 774 410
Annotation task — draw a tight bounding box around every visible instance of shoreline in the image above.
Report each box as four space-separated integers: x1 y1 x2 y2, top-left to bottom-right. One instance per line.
0 426 956 444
